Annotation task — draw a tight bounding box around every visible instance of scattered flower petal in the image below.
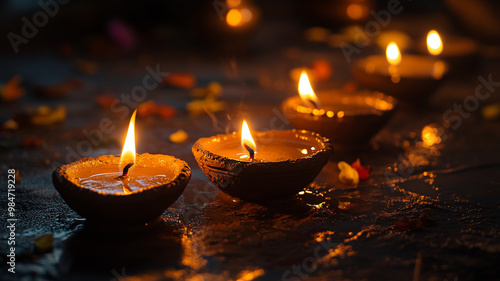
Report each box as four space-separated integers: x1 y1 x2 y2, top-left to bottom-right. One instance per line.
31 105 66 125
163 73 196 89
137 100 158 118
311 59 332 81
2 119 19 130
137 101 177 120
351 158 371 180
75 59 98 75
190 82 222 99
20 136 45 148
95 94 117 108
156 105 176 120
34 234 53 253
169 129 188 143
35 79 83 98
186 98 226 116
0 75 25 102
107 19 137 52
338 161 359 186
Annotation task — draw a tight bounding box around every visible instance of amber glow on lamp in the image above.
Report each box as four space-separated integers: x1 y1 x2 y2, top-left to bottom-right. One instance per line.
119 109 137 173
298 71 321 108
427 30 443 56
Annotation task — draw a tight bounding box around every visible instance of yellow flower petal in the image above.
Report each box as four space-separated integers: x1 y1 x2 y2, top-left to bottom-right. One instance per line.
338 161 359 186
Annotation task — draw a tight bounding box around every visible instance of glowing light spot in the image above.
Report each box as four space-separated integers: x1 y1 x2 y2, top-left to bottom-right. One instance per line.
421 125 442 146
427 30 443 56
226 0 241 8
432 60 447 79
241 8 252 23
301 148 308 155
346 3 366 20
226 9 242 27
386 42 401 66
337 111 345 118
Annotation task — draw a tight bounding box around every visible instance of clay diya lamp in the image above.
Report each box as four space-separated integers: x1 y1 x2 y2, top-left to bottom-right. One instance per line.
419 30 479 76
282 71 397 146
192 120 333 202
52 110 191 224
351 42 448 103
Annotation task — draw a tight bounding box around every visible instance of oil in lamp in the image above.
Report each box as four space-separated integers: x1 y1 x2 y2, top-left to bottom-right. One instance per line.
192 119 332 202
281 71 396 146
351 41 448 103
52 110 191 223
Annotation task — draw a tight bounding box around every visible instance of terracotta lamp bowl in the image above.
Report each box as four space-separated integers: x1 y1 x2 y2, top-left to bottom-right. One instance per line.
52 153 191 224
282 90 397 146
192 129 333 202
351 55 448 102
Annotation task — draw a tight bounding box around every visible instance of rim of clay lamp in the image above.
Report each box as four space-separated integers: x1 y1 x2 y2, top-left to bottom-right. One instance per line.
193 129 333 165
192 129 333 201
282 90 397 120
52 153 191 223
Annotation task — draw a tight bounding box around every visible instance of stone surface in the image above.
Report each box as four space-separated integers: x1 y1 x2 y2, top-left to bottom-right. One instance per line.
0 15 500 281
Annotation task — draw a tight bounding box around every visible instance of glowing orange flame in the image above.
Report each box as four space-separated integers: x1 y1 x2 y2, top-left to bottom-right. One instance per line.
120 109 137 173
298 71 321 108
386 42 401 66
427 30 443 56
241 120 256 154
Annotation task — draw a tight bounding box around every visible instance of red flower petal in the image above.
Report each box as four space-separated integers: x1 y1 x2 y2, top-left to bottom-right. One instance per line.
351 158 371 180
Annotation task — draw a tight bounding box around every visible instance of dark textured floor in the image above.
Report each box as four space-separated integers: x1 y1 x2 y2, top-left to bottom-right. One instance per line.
1 22 500 281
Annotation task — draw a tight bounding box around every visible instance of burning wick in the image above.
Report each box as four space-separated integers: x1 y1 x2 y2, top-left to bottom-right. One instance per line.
115 162 134 180
243 143 255 161
305 98 319 109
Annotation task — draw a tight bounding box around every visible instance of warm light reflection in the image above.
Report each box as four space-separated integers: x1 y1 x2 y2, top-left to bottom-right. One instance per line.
432 60 447 79
241 120 257 155
386 42 401 65
300 148 308 155
346 3 367 20
421 125 442 146
226 9 242 27
226 7 252 27
427 30 443 56
120 109 137 173
298 71 321 108
241 8 252 22
226 0 241 8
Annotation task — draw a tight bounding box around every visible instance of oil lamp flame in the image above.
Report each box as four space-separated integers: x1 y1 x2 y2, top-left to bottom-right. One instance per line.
241 120 256 159
298 71 321 108
386 42 401 66
120 109 137 173
427 30 443 56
